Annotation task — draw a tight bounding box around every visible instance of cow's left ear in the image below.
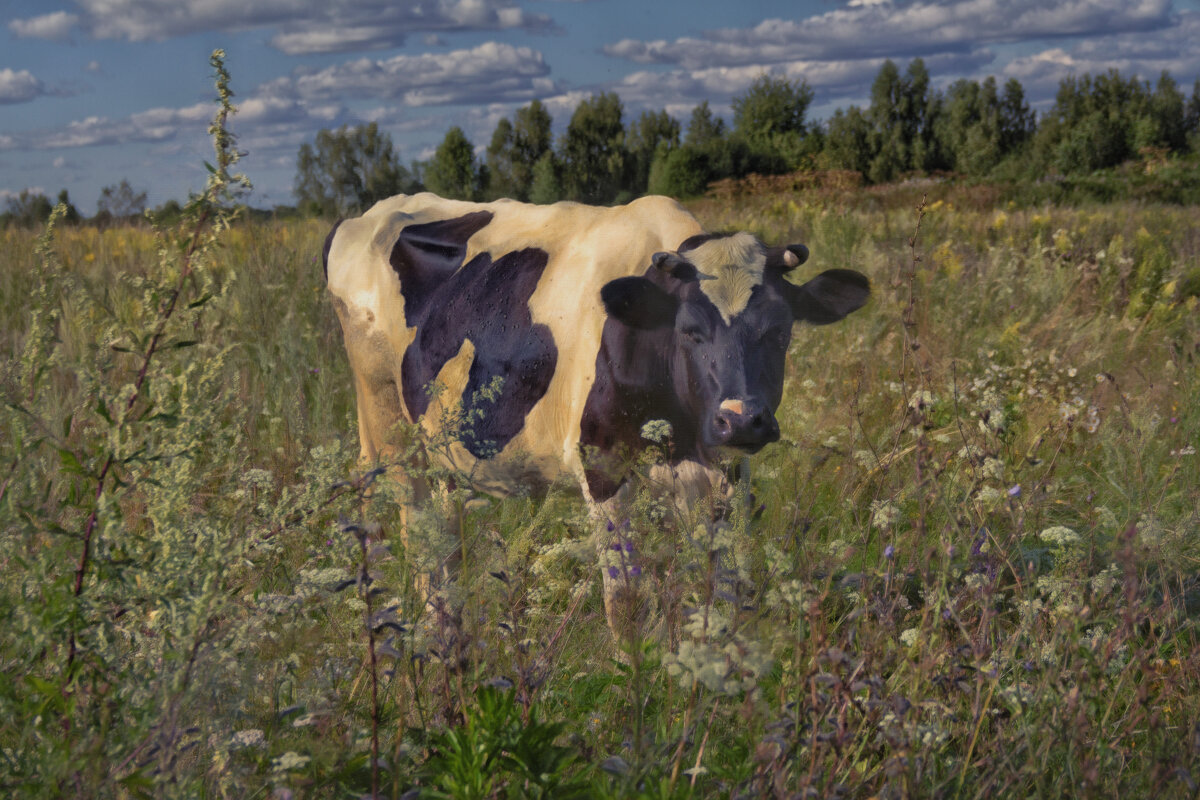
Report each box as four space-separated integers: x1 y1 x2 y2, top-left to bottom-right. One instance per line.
601 276 679 330
784 268 871 325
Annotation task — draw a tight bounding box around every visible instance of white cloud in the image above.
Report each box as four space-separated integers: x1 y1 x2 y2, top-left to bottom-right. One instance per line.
261 42 556 106
603 0 1175 70
1002 10 1200 101
85 61 103 74
0 69 46 105
599 50 991 117
8 11 80 41
67 0 555 53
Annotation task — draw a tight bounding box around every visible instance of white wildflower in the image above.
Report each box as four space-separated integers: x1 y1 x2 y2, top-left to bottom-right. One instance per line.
232 729 265 748
640 419 673 443
272 751 310 772
1038 526 1081 548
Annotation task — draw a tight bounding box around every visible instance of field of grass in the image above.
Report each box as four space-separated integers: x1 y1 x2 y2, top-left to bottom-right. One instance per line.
3 159 1200 797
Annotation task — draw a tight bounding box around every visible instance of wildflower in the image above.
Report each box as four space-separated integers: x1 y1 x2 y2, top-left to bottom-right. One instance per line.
232 729 265 748
870 500 901 529
883 544 895 559
899 628 920 647
1038 526 1081 548
1007 484 1021 497
640 418 673 443
607 567 619 579
271 751 310 772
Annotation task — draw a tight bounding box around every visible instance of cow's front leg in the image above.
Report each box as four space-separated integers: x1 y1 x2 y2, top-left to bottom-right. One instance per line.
591 482 652 642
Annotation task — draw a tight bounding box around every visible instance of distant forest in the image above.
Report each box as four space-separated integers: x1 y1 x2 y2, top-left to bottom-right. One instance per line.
5 58 1200 228
291 58 1200 216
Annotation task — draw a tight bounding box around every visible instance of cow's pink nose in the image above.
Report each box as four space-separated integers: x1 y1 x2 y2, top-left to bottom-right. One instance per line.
712 399 779 450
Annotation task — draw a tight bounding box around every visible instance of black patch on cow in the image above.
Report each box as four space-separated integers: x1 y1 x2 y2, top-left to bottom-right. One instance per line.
322 218 343 282
391 212 557 459
390 211 494 320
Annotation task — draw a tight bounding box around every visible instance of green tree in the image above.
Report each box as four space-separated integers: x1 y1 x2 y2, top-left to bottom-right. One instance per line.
484 100 553 201
822 106 873 175
512 99 553 197
626 110 681 196
1034 70 1153 173
685 100 726 148
97 179 148 221
1 190 54 228
732 74 814 140
937 77 1002 175
1186 79 1200 145
998 78 1036 154
867 60 906 182
647 146 710 198
560 92 626 204
528 151 562 204
485 117 519 200
731 74 816 170
294 123 415 216
425 126 481 200
1144 71 1187 152
55 189 80 224
864 59 941 181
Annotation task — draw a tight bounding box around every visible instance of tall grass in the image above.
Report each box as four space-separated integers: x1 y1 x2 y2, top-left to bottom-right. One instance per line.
1 63 1198 796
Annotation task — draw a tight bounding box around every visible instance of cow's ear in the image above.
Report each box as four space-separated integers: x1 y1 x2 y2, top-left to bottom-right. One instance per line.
601 276 679 330
785 268 870 325
652 251 713 282
766 243 809 273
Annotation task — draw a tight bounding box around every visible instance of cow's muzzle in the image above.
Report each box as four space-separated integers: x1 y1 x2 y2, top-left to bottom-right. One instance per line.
711 398 780 452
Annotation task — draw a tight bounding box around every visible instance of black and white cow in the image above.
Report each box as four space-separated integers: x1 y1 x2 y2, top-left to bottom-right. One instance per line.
324 192 869 629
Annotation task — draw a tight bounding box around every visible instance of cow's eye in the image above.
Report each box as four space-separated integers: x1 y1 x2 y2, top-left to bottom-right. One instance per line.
761 328 789 348
682 326 707 344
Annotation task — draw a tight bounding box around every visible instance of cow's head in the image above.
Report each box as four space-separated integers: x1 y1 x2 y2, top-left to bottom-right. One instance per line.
600 232 870 456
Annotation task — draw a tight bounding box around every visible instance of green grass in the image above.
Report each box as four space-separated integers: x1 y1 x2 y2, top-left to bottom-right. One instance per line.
2 169 1199 797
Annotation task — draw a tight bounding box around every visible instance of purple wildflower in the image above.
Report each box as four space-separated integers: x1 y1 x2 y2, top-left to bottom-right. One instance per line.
883 544 895 559
629 565 642 577
1008 484 1021 497
607 567 619 579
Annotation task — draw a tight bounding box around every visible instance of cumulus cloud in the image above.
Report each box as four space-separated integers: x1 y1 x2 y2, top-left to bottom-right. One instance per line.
8 11 80 40
64 0 555 54
1002 10 1200 101
607 50 993 113
260 42 557 106
603 0 1175 70
0 69 46 105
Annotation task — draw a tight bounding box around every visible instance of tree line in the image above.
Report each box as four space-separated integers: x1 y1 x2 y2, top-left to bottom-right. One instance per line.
7 59 1198 229
293 59 1200 215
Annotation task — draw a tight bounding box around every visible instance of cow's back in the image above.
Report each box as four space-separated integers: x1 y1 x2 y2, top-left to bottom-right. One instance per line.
326 193 703 495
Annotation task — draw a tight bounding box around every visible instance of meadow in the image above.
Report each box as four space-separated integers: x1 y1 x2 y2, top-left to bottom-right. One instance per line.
2 109 1200 796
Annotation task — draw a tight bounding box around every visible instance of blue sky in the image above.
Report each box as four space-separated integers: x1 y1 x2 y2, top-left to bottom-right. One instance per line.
3 0 1199 211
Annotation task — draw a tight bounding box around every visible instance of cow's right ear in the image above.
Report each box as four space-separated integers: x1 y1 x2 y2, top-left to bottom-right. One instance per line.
601 276 680 330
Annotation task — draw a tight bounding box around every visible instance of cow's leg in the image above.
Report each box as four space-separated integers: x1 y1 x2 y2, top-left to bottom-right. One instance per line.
591 481 649 642
591 461 731 642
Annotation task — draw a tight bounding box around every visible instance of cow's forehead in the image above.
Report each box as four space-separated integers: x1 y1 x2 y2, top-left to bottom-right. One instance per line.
680 232 766 325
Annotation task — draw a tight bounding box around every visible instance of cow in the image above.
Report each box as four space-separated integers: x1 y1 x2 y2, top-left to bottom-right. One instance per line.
324 192 869 634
